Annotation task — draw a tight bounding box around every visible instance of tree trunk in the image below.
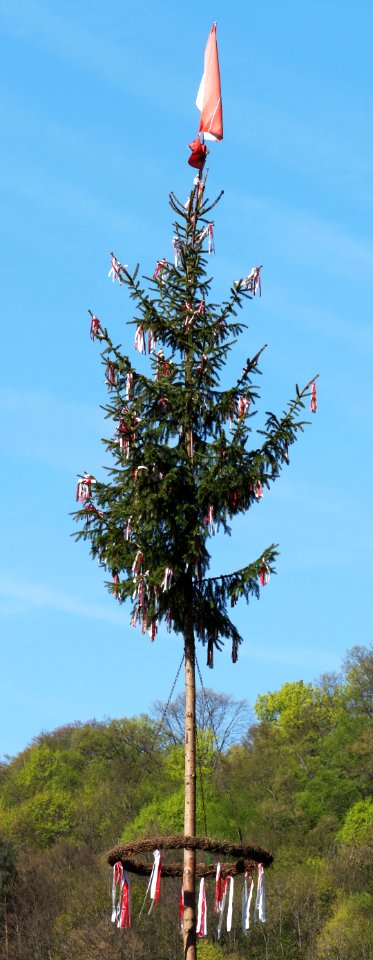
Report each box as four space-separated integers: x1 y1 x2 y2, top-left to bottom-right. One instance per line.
183 616 197 960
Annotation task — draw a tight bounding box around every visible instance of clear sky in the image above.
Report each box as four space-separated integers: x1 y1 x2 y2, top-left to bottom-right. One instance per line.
1 0 372 758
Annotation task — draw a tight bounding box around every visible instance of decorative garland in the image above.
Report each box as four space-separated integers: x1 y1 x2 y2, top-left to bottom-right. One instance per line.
107 834 273 874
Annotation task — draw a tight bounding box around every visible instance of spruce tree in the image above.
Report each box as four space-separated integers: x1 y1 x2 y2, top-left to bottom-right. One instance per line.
74 169 317 959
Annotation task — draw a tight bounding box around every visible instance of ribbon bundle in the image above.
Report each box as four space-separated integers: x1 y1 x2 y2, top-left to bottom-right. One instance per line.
111 862 131 928
76 473 95 502
108 255 121 284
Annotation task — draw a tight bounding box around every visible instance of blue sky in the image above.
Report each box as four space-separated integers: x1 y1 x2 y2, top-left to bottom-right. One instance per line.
1 0 372 758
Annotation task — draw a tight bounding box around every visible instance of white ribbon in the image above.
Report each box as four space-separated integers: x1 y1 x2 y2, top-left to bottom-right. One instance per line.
241 873 254 932
255 864 266 923
149 849 161 912
227 875 234 932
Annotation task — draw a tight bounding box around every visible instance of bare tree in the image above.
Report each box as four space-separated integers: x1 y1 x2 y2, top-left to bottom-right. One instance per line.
152 689 251 753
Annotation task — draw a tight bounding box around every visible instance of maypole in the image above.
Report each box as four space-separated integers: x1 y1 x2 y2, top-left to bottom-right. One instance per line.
183 28 223 953
75 19 318 960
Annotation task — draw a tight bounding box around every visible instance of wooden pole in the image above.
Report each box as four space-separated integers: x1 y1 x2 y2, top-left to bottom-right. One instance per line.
183 615 197 960
182 157 204 959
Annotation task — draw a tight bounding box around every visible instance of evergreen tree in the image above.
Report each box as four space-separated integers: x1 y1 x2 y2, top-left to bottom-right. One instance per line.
74 174 316 660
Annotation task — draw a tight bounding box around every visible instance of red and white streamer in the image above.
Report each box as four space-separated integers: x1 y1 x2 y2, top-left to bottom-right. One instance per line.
237 396 250 419
255 863 266 923
124 517 132 541
259 562 270 586
111 861 123 923
89 313 101 340
196 877 207 937
108 255 123 284
244 266 262 296
134 324 146 354
241 871 254 932
204 505 216 535
217 876 234 938
310 381 317 413
132 550 143 576
146 849 162 914
214 863 223 914
153 258 168 281
118 872 131 928
198 222 215 253
207 222 215 254
255 481 263 500
105 362 116 389
76 473 95 502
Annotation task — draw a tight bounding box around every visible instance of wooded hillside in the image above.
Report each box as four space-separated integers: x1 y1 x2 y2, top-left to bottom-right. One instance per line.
0 644 372 960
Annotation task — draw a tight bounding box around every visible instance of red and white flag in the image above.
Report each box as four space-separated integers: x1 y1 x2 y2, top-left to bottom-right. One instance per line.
196 23 223 141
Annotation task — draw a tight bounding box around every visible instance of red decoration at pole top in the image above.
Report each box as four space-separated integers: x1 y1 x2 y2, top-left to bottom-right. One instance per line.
188 135 208 170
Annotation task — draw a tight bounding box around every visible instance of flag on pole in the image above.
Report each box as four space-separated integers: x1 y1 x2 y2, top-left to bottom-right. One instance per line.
196 23 223 141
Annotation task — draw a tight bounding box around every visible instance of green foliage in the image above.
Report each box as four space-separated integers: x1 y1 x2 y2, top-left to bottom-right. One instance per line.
0 645 371 959
337 799 373 845
316 893 373 960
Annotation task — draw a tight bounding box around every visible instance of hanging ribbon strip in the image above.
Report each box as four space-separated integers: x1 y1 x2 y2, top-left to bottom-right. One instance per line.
161 567 173 592
134 324 146 354
241 871 254 933
227 875 234 931
237 396 250 419
111 862 131 929
217 876 234 938
255 863 266 923
105 362 116 389
255 481 263 500
140 849 162 916
153 258 168 281
179 886 184 935
108 255 125 284
118 872 131 928
197 223 215 253
111 861 123 923
126 372 133 401
124 517 132 541
148 328 156 353
196 877 207 937
214 863 223 914
172 236 182 268
310 381 317 413
259 562 270 586
204 505 216 535
89 313 101 340
244 266 262 296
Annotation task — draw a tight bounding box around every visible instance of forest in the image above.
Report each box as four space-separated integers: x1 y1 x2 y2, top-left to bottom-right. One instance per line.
0 644 372 960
